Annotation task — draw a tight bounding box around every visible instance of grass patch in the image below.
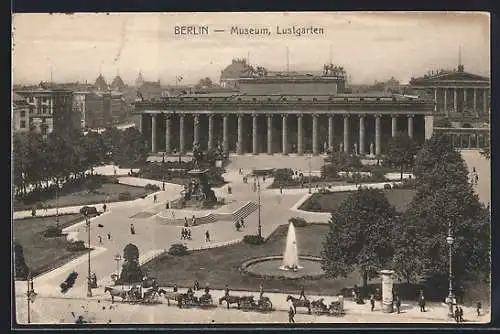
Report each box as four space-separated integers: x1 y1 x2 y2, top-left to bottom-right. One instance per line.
15 183 154 211
14 213 88 277
299 189 416 213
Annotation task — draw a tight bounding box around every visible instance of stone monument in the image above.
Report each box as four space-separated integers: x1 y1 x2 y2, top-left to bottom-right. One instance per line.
380 270 394 313
339 142 344 153
370 142 375 156
353 142 358 155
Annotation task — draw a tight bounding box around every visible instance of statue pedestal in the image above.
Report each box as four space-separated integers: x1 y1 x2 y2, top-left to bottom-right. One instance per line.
380 270 394 313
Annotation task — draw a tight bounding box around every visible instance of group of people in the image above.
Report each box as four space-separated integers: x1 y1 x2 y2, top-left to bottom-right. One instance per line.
469 167 479 186
235 218 246 231
180 227 192 240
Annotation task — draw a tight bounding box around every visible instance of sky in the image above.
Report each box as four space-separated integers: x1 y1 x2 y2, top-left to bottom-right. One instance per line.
12 12 490 86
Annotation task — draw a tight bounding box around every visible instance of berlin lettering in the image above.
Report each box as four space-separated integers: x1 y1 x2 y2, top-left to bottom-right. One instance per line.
174 26 209 35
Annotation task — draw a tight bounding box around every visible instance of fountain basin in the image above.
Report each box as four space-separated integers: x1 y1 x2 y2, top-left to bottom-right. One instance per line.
240 255 325 280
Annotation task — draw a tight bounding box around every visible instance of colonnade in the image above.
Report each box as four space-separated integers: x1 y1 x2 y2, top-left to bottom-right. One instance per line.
433 87 489 116
145 113 419 156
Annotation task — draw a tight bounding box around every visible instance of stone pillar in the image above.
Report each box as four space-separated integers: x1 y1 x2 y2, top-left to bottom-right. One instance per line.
328 116 334 151
237 114 243 154
468 134 472 148
297 114 304 155
312 114 319 155
193 114 200 145
359 115 365 155
391 115 397 138
165 116 171 154
407 115 414 139
151 114 157 153
343 115 349 153
375 115 381 156
179 115 185 154
473 88 477 116
282 114 288 155
267 115 273 155
223 114 229 154
434 88 437 112
380 270 394 313
139 114 143 134
208 115 214 150
453 88 457 113
463 88 467 111
483 88 488 115
252 114 258 155
444 88 448 116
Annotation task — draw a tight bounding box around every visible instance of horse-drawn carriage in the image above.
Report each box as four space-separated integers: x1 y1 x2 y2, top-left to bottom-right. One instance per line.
179 291 215 308
311 296 345 316
239 295 273 312
104 285 165 305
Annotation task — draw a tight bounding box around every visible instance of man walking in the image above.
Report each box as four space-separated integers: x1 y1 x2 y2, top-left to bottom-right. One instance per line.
288 306 295 323
259 283 264 300
107 232 111 240
395 295 401 314
205 230 210 242
476 301 482 316
225 284 230 296
98 235 102 244
298 286 306 300
418 290 426 312
153 194 157 203
130 224 135 235
370 294 375 311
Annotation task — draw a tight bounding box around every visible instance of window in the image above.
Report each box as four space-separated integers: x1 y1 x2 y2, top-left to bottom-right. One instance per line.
267 98 272 102
312 98 317 102
20 120 26 128
252 98 257 102
298 98 302 101
20 110 26 117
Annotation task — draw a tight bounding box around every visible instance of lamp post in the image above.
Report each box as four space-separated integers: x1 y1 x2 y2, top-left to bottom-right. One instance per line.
256 176 262 238
55 180 60 225
446 220 455 317
26 273 36 324
308 154 312 194
85 214 93 297
114 254 122 278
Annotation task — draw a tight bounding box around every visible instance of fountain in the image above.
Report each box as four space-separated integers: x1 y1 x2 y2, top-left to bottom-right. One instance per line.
240 222 324 280
279 223 303 271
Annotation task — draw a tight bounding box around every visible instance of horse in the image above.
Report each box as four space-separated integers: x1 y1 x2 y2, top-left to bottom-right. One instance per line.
286 295 311 314
163 291 183 306
104 286 128 303
219 295 251 309
311 298 328 313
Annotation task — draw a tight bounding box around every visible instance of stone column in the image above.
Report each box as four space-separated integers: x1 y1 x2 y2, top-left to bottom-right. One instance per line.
207 115 214 150
483 88 488 115
328 116 334 151
297 114 304 155
223 114 229 154
237 115 243 154
375 115 381 156
463 88 467 111
151 114 157 153
407 115 414 139
359 115 365 155
468 134 472 148
453 88 457 113
165 116 171 154
252 114 258 155
391 115 397 138
179 115 185 154
434 88 438 112
473 88 477 116
267 115 273 155
380 270 394 313
312 114 319 155
444 88 448 116
343 115 349 153
282 114 288 155
139 114 143 134
193 114 200 145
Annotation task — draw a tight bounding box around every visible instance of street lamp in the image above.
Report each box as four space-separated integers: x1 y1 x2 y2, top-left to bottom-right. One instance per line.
55 180 60 225
85 214 93 297
26 273 36 324
114 254 122 278
308 154 312 194
256 176 262 238
446 220 455 317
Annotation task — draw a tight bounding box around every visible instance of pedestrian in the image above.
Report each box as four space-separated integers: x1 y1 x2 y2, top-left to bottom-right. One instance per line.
280 186 283 195
31 207 36 217
107 232 111 240
192 215 197 226
476 301 482 316
194 280 200 291
459 306 464 322
370 294 375 311
240 218 245 228
205 284 210 295
288 306 295 323
184 217 188 226
259 283 264 300
187 229 192 240
299 286 306 300
205 230 210 242
130 224 135 235
98 235 102 244
419 290 426 312
165 202 169 209
395 295 401 314
102 203 107 212
225 284 230 296
153 194 157 203
263 175 266 183
162 182 165 191
454 306 460 323
235 220 241 231
173 284 178 292
180 228 185 240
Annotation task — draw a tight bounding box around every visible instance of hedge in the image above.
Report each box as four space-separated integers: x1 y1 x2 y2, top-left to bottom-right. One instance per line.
168 243 189 256
243 234 265 245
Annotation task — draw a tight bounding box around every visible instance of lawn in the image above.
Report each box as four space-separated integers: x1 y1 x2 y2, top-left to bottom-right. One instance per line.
142 224 367 297
142 223 488 305
299 189 416 213
13 213 88 277
15 183 154 211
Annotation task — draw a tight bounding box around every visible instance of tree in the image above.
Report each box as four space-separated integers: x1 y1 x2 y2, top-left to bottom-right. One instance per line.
14 242 30 280
413 134 469 198
115 127 148 167
327 151 361 172
321 188 396 294
384 132 419 180
120 243 143 283
81 131 106 174
195 77 214 89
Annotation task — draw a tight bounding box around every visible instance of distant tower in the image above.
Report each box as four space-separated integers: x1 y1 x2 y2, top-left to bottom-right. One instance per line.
136 70 144 87
457 46 464 72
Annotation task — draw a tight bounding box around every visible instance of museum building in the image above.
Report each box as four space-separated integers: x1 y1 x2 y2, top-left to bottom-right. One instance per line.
133 65 436 156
